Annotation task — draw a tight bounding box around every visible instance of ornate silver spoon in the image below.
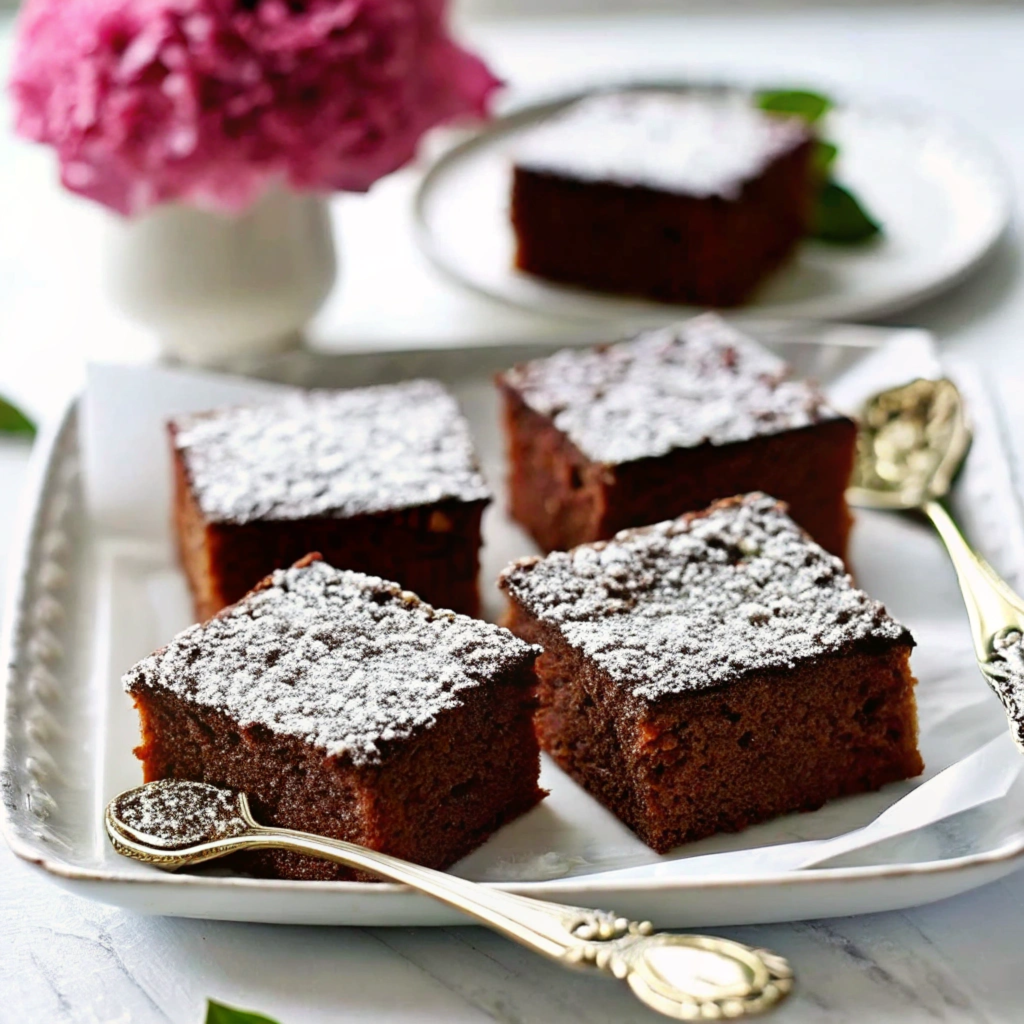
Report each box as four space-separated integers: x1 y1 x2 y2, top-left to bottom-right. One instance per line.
107 779 793 1020
848 377 1024 746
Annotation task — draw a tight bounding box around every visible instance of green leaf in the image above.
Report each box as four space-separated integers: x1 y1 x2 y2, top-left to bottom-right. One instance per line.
205 999 282 1024
814 140 838 177
756 88 833 124
0 396 36 438
812 179 882 244
753 89 879 244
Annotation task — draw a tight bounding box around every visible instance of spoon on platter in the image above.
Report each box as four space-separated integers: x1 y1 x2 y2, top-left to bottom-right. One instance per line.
848 377 1024 747
107 778 793 1020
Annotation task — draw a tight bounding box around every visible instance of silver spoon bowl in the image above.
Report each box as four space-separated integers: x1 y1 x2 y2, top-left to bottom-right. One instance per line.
849 377 1024 747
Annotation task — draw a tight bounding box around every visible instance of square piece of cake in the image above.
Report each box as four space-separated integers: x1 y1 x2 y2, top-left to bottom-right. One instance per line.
125 555 544 880
499 494 921 853
497 314 856 558
510 91 814 306
170 379 490 621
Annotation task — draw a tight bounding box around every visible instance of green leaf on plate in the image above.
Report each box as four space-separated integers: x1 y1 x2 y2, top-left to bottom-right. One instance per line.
814 140 839 177
756 88 833 124
812 179 882 244
205 999 282 1024
753 89 881 243
0 396 36 438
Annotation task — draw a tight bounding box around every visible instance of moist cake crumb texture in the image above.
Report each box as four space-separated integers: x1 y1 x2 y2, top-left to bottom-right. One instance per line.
514 91 811 199
172 379 491 524
501 315 843 465
125 559 538 766
500 493 911 701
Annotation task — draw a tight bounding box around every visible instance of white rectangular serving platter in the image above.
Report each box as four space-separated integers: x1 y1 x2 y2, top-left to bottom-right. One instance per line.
5 321 1024 928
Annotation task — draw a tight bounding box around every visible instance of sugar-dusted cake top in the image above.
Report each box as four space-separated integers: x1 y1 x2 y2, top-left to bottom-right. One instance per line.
125 557 539 766
513 90 811 199
172 379 491 524
500 494 911 702
500 314 845 465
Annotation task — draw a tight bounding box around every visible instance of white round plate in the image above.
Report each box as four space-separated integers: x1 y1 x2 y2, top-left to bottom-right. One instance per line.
415 83 1011 324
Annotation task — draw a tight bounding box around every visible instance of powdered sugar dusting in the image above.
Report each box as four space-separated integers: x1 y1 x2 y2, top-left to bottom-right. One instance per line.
500 494 911 701
125 559 539 766
501 314 844 464
173 380 491 524
514 91 810 199
113 780 249 850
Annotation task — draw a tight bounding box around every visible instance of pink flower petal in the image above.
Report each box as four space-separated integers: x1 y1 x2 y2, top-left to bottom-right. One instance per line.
8 0 501 215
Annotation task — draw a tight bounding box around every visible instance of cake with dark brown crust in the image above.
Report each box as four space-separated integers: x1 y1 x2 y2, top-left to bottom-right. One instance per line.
499 493 922 853
510 91 814 306
170 379 491 622
497 314 856 559
125 554 544 881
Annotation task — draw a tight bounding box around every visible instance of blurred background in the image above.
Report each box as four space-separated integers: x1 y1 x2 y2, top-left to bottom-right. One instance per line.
2 0 1021 422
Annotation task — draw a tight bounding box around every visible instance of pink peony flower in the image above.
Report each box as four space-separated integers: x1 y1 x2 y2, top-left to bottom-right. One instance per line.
10 0 500 215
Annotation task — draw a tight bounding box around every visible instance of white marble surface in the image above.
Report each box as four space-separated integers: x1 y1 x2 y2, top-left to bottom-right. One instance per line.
5 4 1024 1022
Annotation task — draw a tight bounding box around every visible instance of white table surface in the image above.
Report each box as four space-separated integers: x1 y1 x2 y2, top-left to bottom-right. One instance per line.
4 4 1024 1022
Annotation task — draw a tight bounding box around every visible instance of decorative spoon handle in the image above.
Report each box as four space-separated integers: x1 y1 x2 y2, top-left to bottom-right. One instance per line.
107 785 793 1019
243 823 794 1015
236 821 793 1019
924 499 1024 748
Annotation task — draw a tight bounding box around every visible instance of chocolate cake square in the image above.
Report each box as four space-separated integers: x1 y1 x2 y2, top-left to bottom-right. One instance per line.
497 314 857 559
125 555 544 880
170 379 490 621
510 91 814 306
499 494 921 853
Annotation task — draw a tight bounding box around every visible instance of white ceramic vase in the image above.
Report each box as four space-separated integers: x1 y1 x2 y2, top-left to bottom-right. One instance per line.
103 189 337 366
